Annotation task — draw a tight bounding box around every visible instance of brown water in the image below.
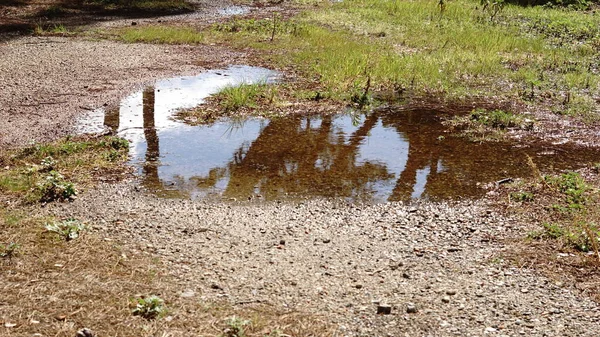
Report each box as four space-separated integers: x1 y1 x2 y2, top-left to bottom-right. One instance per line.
78 66 600 202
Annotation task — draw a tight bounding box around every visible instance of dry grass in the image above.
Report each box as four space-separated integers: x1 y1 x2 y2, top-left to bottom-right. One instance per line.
0 208 335 337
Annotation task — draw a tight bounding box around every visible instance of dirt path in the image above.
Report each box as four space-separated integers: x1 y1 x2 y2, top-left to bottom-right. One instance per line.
2 2 600 336
45 182 600 336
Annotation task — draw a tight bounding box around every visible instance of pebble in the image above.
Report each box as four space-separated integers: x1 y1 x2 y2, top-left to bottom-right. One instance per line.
406 303 418 314
180 289 196 298
442 296 451 303
377 304 392 315
76 328 95 337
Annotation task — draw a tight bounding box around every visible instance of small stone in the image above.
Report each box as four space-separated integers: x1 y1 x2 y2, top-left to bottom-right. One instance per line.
402 272 410 279
355 284 363 289
446 290 457 296
180 289 195 298
279 239 286 245
4 322 16 328
131 21 137 26
210 283 222 290
406 303 418 313
447 247 461 252
76 328 95 337
442 296 450 303
484 327 497 333
377 304 392 315
322 238 331 244
521 288 529 293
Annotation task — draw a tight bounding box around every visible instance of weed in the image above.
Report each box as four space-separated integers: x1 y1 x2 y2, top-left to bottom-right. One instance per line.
0 242 20 258
223 316 251 337
545 171 588 209
217 82 276 113
446 108 533 141
45 218 87 241
543 223 564 239
37 171 77 202
34 24 70 35
470 109 526 129
132 295 167 319
510 191 534 202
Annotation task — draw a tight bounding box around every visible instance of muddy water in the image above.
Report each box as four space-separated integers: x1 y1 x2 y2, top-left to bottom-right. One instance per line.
79 66 600 202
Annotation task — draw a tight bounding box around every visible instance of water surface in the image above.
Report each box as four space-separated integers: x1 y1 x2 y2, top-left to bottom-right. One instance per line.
78 66 600 202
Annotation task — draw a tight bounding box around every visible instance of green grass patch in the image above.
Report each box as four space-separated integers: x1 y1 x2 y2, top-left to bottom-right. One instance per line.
110 0 600 120
218 82 276 113
0 136 129 203
445 108 534 141
119 26 203 44
177 82 284 124
85 0 194 12
192 0 600 118
511 169 600 255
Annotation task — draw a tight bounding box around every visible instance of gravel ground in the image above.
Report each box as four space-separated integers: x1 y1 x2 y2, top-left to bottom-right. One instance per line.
44 182 600 337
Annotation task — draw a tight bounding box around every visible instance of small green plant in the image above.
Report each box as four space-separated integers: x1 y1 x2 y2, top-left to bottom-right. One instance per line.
545 171 588 210
510 191 534 202
217 82 273 113
470 109 524 130
45 218 86 241
132 295 167 319
543 223 564 239
37 171 77 202
0 242 20 258
40 156 56 171
223 316 251 337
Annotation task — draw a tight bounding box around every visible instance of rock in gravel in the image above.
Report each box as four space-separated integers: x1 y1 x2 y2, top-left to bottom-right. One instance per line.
406 303 418 314
180 289 196 298
76 328 95 337
484 327 497 333
442 296 451 303
377 304 392 315
446 290 457 296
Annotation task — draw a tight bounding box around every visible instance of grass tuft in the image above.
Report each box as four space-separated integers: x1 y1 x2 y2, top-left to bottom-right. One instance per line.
0 136 129 203
120 26 203 44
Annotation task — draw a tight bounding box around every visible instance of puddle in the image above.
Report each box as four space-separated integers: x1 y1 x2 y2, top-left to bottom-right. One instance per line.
78 66 600 203
217 6 250 16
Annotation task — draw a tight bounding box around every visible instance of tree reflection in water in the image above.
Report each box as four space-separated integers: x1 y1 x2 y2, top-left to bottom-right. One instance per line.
112 88 600 202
